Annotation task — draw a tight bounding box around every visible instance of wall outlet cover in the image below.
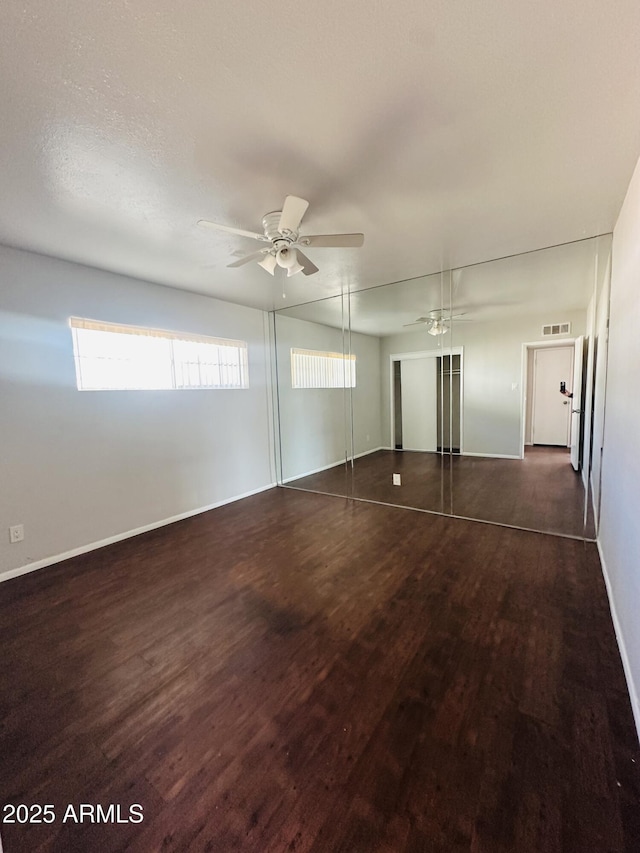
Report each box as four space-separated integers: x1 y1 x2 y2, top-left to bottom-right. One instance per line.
392 473 401 486
9 524 24 543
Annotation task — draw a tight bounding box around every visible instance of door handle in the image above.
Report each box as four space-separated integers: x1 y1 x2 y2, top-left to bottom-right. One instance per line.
571 409 583 414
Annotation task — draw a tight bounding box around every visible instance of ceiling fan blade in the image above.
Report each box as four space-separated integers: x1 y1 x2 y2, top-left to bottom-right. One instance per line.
279 196 309 234
429 314 472 321
427 310 468 318
198 219 268 242
227 250 269 268
296 250 319 276
302 233 364 248
403 319 434 328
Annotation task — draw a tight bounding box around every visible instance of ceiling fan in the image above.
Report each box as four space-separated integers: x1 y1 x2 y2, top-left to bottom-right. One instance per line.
403 309 472 336
198 195 364 277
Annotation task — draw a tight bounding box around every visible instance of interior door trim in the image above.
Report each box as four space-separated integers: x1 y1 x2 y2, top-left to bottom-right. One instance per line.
389 347 464 453
519 337 578 459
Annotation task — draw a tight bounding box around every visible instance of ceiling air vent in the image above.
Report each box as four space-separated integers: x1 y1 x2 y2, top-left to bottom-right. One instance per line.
542 322 571 337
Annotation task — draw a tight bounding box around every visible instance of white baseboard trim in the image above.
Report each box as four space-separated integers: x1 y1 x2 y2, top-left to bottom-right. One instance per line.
282 447 385 484
351 446 387 460
462 452 522 460
376 448 522 460
597 537 640 743
0 482 277 585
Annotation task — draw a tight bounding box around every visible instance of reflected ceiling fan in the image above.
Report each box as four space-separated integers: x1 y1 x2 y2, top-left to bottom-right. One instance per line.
403 309 472 336
198 195 364 278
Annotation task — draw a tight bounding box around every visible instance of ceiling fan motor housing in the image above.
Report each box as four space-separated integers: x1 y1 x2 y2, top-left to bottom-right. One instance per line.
259 210 309 276
262 211 294 244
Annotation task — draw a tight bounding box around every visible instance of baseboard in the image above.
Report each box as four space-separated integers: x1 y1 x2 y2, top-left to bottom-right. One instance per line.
0 482 277 585
462 452 522 460
282 447 385 484
597 537 640 744
381 448 522 461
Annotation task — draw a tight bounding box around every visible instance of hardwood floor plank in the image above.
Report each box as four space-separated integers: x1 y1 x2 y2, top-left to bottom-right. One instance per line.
0 488 637 852
289 447 592 537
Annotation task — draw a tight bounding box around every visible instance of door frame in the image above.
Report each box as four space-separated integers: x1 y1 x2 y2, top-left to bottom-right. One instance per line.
531 344 575 447
570 335 585 472
389 348 464 453
520 338 577 459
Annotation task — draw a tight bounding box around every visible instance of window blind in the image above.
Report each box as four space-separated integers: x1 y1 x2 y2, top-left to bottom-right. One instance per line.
69 317 249 390
290 347 356 389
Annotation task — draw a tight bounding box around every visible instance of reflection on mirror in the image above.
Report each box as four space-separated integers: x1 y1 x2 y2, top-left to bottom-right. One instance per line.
348 272 448 514
444 235 611 537
273 234 612 539
273 290 354 499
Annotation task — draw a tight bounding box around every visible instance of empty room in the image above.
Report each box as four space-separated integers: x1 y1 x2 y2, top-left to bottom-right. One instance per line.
1 2 639 851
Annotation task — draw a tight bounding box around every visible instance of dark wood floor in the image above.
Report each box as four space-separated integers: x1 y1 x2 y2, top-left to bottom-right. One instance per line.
289 447 594 538
0 488 637 852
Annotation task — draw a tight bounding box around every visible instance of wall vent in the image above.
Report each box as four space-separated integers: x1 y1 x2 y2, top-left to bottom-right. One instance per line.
542 322 571 337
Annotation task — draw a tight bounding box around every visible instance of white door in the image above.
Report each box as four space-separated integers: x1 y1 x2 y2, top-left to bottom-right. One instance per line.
532 346 574 446
400 357 438 451
570 335 584 471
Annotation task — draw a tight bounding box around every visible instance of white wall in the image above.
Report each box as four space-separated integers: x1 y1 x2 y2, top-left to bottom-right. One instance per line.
381 310 587 457
274 314 382 482
599 153 640 736
0 245 275 579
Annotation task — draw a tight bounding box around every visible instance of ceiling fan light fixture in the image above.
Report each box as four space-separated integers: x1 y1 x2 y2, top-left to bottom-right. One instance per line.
287 262 305 277
427 320 450 336
258 253 277 275
276 247 304 277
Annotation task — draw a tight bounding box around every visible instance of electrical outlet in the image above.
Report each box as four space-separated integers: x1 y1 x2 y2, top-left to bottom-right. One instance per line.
9 524 24 544
392 473 401 486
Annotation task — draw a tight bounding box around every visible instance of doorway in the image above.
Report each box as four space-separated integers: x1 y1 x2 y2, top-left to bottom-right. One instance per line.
391 349 463 453
531 345 574 446
437 354 462 453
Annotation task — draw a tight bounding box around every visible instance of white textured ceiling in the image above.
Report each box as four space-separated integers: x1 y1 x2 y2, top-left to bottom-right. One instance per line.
1 1 639 311
278 236 605 335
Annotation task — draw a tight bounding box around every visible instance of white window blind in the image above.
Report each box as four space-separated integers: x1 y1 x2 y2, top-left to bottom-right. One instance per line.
70 318 249 391
290 347 356 389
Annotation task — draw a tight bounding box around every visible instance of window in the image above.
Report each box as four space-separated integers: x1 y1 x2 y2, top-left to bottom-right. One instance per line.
70 318 249 390
290 347 356 389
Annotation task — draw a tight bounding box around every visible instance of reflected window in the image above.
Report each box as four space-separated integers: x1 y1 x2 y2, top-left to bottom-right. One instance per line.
291 348 356 389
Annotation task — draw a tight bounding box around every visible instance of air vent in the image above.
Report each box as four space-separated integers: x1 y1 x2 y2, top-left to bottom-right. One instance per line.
542 322 571 337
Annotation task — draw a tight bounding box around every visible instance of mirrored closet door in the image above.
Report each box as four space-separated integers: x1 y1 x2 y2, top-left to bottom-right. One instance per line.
272 234 612 540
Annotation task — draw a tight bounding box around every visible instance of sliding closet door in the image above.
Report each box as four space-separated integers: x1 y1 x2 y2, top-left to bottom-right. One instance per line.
400 357 438 451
